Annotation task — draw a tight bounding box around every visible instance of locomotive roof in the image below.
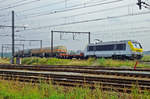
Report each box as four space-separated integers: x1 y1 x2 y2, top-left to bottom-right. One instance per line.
88 40 139 46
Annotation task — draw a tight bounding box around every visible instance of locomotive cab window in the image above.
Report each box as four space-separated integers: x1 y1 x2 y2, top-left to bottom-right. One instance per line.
132 42 142 49
116 44 126 50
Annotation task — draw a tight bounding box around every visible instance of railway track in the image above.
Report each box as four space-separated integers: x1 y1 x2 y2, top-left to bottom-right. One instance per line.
0 69 150 92
0 64 150 71
0 64 150 93
0 64 150 78
139 60 150 65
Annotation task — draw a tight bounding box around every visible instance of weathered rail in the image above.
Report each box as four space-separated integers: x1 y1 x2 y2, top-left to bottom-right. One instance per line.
0 64 150 93
0 64 150 78
1 64 150 71
0 69 150 93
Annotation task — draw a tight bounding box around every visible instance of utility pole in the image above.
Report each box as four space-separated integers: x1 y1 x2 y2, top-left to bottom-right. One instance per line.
40 40 42 49
51 31 53 57
1 45 3 58
0 11 26 63
12 11 15 64
22 44 24 57
50 30 91 57
88 32 91 44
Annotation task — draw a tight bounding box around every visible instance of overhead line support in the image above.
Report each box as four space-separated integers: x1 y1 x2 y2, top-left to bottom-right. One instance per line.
51 31 53 57
50 30 91 57
1 45 3 58
12 10 15 64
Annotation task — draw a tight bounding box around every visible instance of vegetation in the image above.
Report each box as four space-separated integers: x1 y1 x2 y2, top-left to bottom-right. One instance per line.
0 55 150 67
20 57 150 68
21 57 95 66
141 55 150 61
0 79 150 99
22 58 71 65
0 58 10 64
97 58 150 68
0 56 149 98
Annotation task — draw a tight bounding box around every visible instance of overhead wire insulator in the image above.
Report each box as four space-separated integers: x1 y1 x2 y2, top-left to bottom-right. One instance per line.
137 0 142 10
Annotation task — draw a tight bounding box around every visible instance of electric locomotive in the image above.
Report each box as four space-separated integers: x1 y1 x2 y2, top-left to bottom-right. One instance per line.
84 40 143 59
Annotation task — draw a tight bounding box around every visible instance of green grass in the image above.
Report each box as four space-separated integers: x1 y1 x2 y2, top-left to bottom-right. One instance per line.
141 55 150 61
0 80 150 99
21 57 95 66
21 57 150 68
22 57 72 65
0 58 10 64
1 56 150 68
97 58 150 68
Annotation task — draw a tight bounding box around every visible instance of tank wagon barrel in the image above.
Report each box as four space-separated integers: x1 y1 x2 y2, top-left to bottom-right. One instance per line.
15 46 67 58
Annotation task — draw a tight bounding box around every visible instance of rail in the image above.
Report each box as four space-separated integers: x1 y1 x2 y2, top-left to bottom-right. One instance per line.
0 64 150 93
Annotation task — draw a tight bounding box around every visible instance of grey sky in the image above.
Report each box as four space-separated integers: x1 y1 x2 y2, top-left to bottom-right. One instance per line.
0 0 150 52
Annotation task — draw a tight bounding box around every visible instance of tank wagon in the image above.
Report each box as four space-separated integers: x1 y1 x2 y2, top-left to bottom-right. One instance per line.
84 40 143 59
14 46 67 57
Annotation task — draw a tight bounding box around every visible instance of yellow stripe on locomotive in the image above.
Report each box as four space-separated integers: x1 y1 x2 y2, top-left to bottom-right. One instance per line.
128 41 143 53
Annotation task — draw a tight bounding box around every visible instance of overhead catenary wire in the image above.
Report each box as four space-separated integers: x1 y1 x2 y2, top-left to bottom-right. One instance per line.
92 30 150 39
0 0 110 22
0 0 29 9
61 3 135 18
17 0 78 13
16 3 135 22
27 27 150 40
0 0 124 23
0 34 22 37
142 5 150 10
17 0 108 14
0 0 105 13
91 26 150 33
17 0 123 18
18 11 150 32
93 29 150 35
0 0 41 11
0 0 12 3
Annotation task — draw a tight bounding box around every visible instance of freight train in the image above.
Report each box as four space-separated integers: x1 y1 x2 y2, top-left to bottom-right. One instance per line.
15 40 143 59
